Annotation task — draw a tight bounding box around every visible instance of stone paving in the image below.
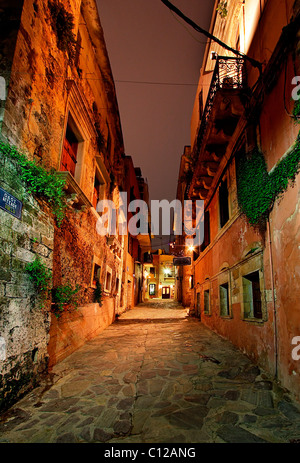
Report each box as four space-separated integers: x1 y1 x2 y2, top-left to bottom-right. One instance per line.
1 300 300 443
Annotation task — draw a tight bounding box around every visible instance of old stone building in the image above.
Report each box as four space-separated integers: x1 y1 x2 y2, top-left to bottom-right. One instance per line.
178 0 300 399
0 0 149 410
143 250 175 300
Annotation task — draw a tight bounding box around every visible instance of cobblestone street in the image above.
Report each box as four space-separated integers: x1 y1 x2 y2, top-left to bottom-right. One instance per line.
1 301 300 444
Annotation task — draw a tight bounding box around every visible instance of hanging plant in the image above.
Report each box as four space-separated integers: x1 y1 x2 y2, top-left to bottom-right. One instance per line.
48 1 76 61
217 0 228 19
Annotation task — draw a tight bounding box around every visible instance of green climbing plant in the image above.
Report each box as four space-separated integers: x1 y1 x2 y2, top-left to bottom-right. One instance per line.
292 98 300 123
0 141 67 226
237 130 300 226
52 283 81 318
216 0 228 19
94 281 103 306
25 256 52 307
48 0 76 61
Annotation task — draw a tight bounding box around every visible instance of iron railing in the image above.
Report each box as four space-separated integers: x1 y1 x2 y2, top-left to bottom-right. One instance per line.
197 56 246 151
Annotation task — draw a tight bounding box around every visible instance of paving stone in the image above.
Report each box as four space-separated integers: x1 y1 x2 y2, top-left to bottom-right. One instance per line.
216 411 239 425
113 420 132 435
243 414 257 423
167 406 209 430
254 406 277 416
56 432 77 443
79 426 91 442
93 428 113 442
240 389 259 406
218 367 241 379
184 394 211 405
224 390 240 401
39 398 78 413
117 398 135 410
0 408 32 432
1 302 300 443
83 405 104 417
217 425 268 443
253 381 273 390
278 401 300 421
258 390 274 408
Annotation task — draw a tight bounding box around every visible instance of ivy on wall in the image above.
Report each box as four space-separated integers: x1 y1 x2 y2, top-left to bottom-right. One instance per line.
48 1 76 61
237 130 300 226
25 256 52 307
0 141 67 225
216 0 228 19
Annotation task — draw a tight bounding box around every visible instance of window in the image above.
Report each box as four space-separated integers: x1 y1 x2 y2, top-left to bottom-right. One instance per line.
149 267 155 277
242 271 262 319
190 275 194 289
93 167 106 209
220 282 230 317
200 210 210 251
105 267 112 292
204 289 210 314
219 178 229 228
91 258 101 288
149 283 156 296
199 90 203 119
61 122 78 177
115 277 120 294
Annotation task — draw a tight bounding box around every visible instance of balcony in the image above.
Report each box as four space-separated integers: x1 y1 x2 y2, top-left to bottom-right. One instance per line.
56 171 93 211
189 56 247 200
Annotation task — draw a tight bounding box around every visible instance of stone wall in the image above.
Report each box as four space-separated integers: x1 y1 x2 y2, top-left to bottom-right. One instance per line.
0 153 54 411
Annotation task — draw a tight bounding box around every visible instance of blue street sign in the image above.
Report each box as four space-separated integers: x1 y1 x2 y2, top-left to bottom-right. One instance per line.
0 187 23 219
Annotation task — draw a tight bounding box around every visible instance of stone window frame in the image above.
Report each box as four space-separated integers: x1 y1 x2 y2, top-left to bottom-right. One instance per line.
59 80 97 193
104 265 113 294
202 280 211 316
92 163 108 212
239 253 267 324
218 269 232 319
115 274 121 295
90 256 102 289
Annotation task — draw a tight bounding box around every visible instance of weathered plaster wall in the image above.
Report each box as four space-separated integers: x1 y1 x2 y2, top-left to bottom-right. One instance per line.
47 299 115 368
0 0 126 375
0 155 54 411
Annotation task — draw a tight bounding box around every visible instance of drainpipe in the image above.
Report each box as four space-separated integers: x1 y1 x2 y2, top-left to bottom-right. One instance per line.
267 217 278 379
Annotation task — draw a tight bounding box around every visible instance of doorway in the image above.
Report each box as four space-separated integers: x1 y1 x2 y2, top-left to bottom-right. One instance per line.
162 286 170 299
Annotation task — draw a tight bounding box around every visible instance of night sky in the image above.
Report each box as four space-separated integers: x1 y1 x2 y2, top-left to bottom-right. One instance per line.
98 0 214 204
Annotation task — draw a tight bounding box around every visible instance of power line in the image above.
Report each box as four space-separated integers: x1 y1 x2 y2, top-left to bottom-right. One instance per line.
160 0 262 73
115 79 198 86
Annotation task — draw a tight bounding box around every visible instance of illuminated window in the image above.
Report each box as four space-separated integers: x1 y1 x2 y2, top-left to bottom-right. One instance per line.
91 257 101 288
149 283 156 296
204 289 210 314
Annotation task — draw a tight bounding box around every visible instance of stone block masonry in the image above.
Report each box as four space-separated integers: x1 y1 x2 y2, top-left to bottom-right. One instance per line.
0 153 54 412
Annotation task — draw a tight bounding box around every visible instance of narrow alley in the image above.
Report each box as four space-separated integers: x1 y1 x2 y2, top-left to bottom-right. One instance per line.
1 301 300 444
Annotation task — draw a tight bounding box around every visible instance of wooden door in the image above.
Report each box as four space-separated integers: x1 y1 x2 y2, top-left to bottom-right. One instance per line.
162 286 170 299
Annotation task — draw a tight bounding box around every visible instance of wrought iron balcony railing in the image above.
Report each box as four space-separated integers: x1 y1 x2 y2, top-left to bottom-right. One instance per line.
196 56 246 151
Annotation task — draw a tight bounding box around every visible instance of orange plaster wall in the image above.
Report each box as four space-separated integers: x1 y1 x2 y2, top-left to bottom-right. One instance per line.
47 299 115 368
194 213 275 372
